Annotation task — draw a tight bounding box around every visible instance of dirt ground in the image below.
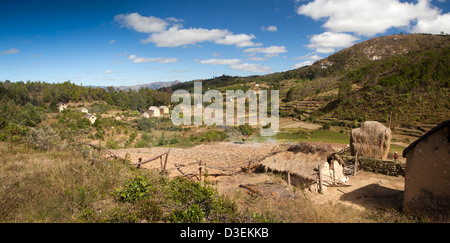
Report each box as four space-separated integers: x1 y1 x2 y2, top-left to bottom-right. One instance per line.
111 141 405 212
279 118 322 130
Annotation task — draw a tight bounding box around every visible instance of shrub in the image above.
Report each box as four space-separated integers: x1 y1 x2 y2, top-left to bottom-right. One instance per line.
137 118 155 132
321 123 331 130
106 139 119 149
115 176 152 203
200 130 227 142
26 126 59 150
167 205 205 223
239 124 254 136
134 132 153 148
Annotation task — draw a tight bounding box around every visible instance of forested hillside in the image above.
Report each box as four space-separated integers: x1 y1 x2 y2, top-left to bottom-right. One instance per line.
167 34 450 127
0 80 170 142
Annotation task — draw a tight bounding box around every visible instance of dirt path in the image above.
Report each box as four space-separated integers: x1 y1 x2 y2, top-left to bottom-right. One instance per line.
111 142 405 211
305 171 404 210
111 142 280 178
279 118 322 130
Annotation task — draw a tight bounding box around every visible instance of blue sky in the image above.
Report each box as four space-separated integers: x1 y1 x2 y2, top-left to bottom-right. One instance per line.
1 0 449 86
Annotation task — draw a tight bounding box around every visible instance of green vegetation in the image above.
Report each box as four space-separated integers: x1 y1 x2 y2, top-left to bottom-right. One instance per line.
0 141 272 223
0 33 447 223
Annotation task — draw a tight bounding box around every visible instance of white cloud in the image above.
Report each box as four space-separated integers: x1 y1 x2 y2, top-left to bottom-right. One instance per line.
128 54 178 64
197 58 242 65
109 40 116 44
215 33 262 47
196 58 272 73
114 13 168 33
293 54 323 68
114 13 261 48
247 56 268 61
104 70 115 74
230 63 273 73
142 26 229 47
297 0 447 36
261 25 278 32
134 57 178 64
244 46 287 57
142 26 261 48
307 32 360 53
412 12 450 34
0 48 19 55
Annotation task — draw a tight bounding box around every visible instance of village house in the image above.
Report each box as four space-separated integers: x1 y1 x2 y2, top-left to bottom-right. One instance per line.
80 107 88 113
159 105 169 115
85 113 97 124
402 119 450 221
56 102 67 113
142 112 150 118
148 106 160 117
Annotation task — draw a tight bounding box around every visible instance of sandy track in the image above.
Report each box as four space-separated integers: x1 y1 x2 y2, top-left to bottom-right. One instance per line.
111 142 280 177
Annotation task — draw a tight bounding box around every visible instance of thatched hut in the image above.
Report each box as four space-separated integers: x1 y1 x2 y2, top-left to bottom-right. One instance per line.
350 121 391 160
259 143 348 193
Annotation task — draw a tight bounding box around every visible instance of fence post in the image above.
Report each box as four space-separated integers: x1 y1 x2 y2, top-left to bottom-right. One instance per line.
287 170 291 187
318 165 323 193
354 152 359 176
163 149 170 171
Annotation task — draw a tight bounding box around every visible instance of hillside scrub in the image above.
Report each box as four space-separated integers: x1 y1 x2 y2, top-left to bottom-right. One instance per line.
0 141 275 223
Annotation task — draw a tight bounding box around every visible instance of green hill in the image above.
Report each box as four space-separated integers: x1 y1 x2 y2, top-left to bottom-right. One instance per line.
167 34 450 128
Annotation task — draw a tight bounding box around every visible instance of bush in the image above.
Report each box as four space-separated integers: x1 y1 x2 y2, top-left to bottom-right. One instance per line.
0 123 29 142
200 130 227 142
77 118 91 129
106 139 119 149
115 176 152 203
321 123 331 130
26 126 59 150
239 124 254 136
167 205 205 223
137 118 155 132
134 132 153 148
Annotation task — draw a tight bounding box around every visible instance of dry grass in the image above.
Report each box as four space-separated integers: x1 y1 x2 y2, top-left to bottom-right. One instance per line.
228 184 370 223
0 142 133 222
0 141 419 223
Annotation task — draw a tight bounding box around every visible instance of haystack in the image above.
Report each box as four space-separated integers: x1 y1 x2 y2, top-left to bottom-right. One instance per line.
350 121 391 160
260 143 348 193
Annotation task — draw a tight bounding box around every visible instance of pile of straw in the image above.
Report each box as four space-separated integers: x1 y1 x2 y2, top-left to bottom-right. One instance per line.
350 121 392 160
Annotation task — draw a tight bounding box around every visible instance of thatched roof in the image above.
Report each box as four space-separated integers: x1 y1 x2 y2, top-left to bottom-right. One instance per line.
260 143 334 181
402 119 450 158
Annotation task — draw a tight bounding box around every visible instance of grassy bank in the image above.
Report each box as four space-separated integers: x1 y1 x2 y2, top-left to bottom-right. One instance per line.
0 142 267 223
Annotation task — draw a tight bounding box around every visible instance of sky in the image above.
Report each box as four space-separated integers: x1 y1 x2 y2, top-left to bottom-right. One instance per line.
1 0 449 86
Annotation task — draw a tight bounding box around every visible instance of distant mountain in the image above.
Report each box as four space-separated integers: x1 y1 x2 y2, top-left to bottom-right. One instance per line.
115 80 183 90
90 80 183 91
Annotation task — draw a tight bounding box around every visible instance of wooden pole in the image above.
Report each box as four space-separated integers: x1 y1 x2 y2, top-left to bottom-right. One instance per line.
137 158 142 169
354 152 358 176
287 170 291 187
318 165 323 193
332 161 336 185
163 149 170 171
